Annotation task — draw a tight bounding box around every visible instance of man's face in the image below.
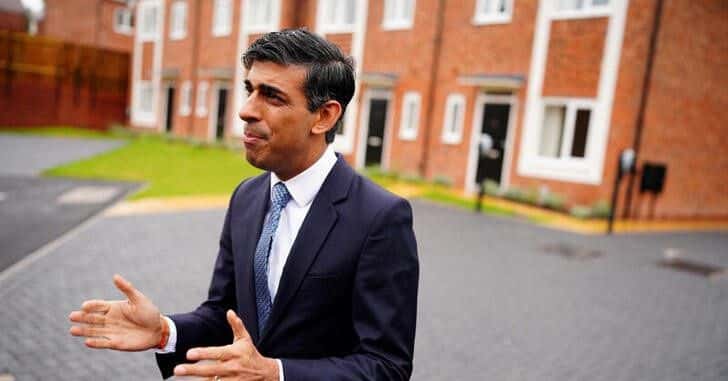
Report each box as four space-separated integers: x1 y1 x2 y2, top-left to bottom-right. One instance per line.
239 61 318 178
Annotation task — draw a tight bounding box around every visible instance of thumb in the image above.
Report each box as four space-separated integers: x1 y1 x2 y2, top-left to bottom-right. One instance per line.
113 274 143 304
227 310 251 342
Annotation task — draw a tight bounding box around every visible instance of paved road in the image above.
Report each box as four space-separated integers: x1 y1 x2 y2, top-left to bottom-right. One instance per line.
0 201 725 380
0 134 124 176
0 133 136 273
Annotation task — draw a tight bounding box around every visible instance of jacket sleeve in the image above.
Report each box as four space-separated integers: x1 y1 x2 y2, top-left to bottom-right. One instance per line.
155 183 242 379
281 198 420 381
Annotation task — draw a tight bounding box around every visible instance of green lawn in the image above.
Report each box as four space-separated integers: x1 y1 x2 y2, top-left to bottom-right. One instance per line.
1 126 529 220
6 127 263 200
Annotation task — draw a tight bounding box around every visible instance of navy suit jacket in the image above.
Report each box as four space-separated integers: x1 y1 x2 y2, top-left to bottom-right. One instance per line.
156 156 419 380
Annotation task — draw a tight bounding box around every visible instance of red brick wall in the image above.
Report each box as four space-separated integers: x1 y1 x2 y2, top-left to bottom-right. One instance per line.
40 0 132 52
629 0 728 218
542 19 606 98
424 0 537 187
0 11 25 32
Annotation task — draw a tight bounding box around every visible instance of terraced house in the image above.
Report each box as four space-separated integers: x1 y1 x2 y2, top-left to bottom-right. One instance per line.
127 0 727 220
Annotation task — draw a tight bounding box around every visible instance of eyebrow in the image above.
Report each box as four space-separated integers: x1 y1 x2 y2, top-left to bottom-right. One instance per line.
244 79 287 99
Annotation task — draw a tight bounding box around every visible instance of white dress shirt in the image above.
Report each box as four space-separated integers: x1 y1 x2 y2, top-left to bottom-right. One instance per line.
160 146 338 380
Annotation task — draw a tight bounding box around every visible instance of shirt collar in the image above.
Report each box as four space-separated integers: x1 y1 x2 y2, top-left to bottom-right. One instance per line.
269 145 337 208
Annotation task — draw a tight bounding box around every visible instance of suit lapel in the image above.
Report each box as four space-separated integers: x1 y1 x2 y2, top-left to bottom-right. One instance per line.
259 157 353 346
233 174 270 344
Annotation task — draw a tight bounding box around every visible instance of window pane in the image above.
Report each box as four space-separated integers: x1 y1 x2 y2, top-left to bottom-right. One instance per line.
450 101 461 134
539 105 566 157
592 0 609 5
558 0 584 10
570 109 591 158
344 0 356 24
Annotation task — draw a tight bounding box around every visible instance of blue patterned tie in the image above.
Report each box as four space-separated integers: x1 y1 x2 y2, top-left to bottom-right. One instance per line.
254 182 291 335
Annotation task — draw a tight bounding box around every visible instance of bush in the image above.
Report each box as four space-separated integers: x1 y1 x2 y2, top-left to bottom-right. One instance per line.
482 180 501 196
540 192 566 211
503 186 538 205
432 174 453 188
400 172 425 185
570 205 592 219
590 200 612 219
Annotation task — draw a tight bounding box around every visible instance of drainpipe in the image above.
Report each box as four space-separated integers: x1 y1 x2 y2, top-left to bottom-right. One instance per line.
188 0 202 137
622 0 663 218
418 0 446 178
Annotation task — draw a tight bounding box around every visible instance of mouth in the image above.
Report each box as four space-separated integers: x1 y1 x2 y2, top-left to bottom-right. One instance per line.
243 128 267 146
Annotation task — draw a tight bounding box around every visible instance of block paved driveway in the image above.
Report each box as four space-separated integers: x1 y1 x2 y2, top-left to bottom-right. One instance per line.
0 199 726 380
0 133 136 272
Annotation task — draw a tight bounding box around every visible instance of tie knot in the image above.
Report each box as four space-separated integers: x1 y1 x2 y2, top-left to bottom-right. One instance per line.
271 182 291 208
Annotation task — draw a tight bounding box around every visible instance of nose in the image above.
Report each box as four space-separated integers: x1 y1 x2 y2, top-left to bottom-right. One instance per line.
238 93 260 124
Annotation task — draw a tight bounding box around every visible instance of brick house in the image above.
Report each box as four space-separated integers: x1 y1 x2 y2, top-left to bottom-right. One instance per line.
39 0 134 52
0 0 28 33
127 0 728 219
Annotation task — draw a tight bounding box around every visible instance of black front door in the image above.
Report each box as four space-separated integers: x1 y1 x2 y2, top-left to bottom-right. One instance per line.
165 86 175 133
365 98 388 167
475 103 510 185
215 88 228 140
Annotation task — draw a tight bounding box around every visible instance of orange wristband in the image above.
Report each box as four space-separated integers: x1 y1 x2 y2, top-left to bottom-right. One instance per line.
157 315 170 349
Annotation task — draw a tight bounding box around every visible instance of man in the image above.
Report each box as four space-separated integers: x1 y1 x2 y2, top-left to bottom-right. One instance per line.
69 29 419 381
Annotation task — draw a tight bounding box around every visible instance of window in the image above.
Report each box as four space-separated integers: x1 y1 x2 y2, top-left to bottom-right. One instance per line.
195 81 209 117
136 81 154 114
441 94 466 144
212 0 233 36
553 0 610 18
538 100 592 159
169 1 187 40
246 0 275 30
138 4 159 41
383 0 415 30
179 81 192 116
114 8 133 35
473 0 512 25
399 92 420 140
319 0 356 33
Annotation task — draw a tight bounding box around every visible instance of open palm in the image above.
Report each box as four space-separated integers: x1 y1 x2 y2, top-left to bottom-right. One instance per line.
69 274 164 352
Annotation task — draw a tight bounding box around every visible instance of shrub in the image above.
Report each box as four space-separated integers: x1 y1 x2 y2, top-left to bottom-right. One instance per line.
482 180 501 196
504 186 538 205
432 174 453 188
570 205 592 219
540 192 566 211
590 200 612 219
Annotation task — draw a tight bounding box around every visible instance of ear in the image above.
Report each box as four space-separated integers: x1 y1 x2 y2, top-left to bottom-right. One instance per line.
311 100 343 137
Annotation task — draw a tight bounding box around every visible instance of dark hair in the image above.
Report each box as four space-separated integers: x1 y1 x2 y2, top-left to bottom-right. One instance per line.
242 29 355 144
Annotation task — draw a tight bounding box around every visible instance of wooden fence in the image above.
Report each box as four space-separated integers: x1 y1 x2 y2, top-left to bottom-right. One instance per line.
0 31 130 129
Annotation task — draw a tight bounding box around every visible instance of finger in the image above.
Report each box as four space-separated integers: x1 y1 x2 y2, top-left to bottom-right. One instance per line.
69 324 109 338
69 311 105 325
226 310 251 342
187 345 231 362
113 274 143 304
174 360 232 377
80 300 111 313
84 337 114 349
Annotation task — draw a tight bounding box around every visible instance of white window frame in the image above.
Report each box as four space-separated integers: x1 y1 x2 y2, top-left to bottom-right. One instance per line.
318 0 356 34
552 0 611 20
138 2 159 41
382 0 415 30
473 0 513 25
212 0 233 37
179 81 192 116
195 81 209 117
169 1 187 40
113 7 133 35
135 80 154 121
441 93 466 145
246 0 278 32
398 91 421 141
537 97 596 160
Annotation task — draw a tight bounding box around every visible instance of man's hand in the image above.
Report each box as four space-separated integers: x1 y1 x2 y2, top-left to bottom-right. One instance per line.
69 274 164 351
174 310 279 381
